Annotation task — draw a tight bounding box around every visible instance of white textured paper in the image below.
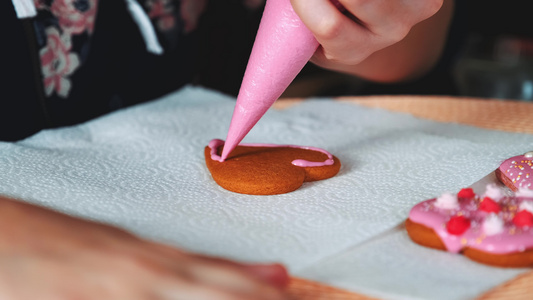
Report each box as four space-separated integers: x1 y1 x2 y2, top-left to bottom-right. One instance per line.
298 227 525 300
1 86 533 299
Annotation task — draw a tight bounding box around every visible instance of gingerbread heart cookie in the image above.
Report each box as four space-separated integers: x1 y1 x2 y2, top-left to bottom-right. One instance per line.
204 139 341 195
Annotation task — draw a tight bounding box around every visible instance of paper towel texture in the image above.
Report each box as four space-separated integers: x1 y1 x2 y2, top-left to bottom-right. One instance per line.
1 86 532 299
298 228 525 300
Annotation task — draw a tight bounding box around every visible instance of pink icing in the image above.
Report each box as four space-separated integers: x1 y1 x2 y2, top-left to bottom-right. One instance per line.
499 151 533 190
208 139 334 167
220 0 320 161
409 185 533 254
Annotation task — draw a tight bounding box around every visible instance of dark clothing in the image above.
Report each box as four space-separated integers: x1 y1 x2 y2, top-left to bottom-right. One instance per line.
2 0 196 141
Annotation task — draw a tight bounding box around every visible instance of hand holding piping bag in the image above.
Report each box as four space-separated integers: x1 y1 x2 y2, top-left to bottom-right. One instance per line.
220 0 451 161
293 0 451 82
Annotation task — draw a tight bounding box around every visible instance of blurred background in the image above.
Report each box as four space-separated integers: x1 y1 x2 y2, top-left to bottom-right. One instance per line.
193 0 533 101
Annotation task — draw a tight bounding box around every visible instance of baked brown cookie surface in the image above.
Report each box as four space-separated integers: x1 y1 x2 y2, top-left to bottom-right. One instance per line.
204 139 341 195
406 186 533 268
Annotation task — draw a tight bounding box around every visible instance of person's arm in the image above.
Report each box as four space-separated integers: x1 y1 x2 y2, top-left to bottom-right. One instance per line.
0 195 289 299
292 0 454 83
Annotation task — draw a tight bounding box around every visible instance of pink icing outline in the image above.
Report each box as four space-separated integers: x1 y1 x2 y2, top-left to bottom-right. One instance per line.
409 186 533 254
208 139 334 167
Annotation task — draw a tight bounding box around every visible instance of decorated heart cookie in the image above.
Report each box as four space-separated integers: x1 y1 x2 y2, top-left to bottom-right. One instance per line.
204 139 341 195
496 151 533 191
406 185 533 268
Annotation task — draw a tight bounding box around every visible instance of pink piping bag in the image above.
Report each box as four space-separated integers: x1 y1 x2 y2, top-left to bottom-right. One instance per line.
219 0 344 161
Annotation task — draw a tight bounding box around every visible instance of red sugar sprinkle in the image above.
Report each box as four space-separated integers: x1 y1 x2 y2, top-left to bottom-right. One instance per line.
513 210 533 227
446 215 471 235
457 188 476 199
479 197 501 213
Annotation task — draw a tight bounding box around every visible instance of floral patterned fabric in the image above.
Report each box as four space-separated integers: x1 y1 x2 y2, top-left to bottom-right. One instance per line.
146 0 177 31
32 0 183 99
3 0 261 141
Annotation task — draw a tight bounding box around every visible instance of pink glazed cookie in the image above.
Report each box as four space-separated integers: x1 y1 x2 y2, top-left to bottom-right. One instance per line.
406 185 533 267
496 151 533 191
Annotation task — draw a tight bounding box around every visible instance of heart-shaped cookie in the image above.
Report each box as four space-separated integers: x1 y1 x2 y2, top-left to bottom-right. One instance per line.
496 151 533 192
204 139 341 195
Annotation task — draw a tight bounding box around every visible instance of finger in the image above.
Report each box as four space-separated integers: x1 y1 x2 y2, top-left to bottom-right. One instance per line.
145 243 288 298
184 253 289 288
157 279 270 300
185 260 287 300
243 263 290 289
338 0 443 37
291 0 373 65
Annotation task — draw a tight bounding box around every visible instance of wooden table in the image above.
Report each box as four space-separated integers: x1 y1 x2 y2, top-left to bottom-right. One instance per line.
273 95 533 300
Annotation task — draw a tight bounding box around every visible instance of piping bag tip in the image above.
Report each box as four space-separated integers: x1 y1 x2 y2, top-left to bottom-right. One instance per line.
221 0 319 160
